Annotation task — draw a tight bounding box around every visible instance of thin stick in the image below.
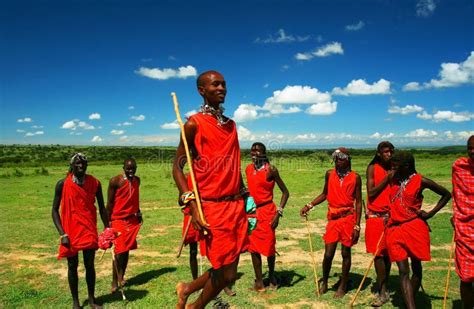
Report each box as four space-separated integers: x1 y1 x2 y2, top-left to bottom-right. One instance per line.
171 92 207 235
304 216 320 297
350 230 385 307
177 217 192 258
99 249 107 262
443 232 456 309
111 249 127 301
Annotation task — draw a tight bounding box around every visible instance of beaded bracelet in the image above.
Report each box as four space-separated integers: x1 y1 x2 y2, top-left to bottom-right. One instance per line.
180 191 196 208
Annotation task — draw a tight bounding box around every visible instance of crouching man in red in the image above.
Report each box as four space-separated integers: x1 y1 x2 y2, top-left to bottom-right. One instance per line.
386 151 451 309
300 147 362 298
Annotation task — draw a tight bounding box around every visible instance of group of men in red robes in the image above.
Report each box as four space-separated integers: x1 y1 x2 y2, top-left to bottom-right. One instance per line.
52 155 142 308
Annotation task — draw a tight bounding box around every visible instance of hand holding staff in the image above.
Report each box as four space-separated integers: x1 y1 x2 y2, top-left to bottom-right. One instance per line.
171 92 208 236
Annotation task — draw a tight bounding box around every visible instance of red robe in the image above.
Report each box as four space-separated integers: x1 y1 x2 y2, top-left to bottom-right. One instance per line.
323 169 356 247
110 176 141 254
188 113 248 269
246 163 277 257
386 174 430 262
365 163 390 256
58 174 99 259
452 157 474 282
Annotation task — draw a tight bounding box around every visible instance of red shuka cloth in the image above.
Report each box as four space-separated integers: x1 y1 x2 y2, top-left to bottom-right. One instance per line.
326 169 356 219
386 174 430 262
452 157 474 282
188 113 248 269
182 174 203 251
246 163 277 256
110 177 141 254
58 174 99 259
365 163 390 256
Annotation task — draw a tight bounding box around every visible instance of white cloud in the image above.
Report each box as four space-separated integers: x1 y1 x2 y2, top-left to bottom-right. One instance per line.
266 85 332 105
31 125 43 129
131 114 145 121
305 102 337 115
405 129 438 138
128 105 135 110
111 129 125 135
234 104 261 122
185 110 198 117
88 113 101 120
457 131 474 139
416 111 433 120
345 21 365 31
25 131 44 137
119 135 128 142
432 110 473 122
161 121 180 129
332 79 391 95
16 129 25 133
255 29 310 44
91 136 103 142
17 117 32 123
61 119 94 130
402 82 423 91
281 64 290 71
117 121 134 126
237 125 256 141
135 65 197 80
388 104 424 115
295 42 344 61
370 132 395 139
263 83 269 88
416 0 436 17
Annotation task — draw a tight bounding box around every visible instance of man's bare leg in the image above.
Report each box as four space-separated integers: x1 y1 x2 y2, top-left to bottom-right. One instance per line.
268 255 277 289
189 242 199 280
320 242 337 295
176 270 210 309
397 259 415 309
83 249 100 308
371 255 391 306
67 255 80 309
410 258 422 296
460 281 474 309
335 245 351 298
250 253 265 291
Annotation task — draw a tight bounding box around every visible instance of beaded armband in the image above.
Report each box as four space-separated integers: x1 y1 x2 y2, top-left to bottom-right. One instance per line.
180 191 196 209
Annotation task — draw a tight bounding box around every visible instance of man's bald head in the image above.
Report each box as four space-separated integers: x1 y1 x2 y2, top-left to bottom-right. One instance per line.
196 70 223 88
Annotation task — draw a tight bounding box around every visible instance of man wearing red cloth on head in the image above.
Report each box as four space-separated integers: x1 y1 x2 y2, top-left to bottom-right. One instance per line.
246 142 289 292
386 151 450 309
300 147 362 298
452 135 474 309
173 70 248 309
365 141 394 306
107 157 142 293
52 153 109 309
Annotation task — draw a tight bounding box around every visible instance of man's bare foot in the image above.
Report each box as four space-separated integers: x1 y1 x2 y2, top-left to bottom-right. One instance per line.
176 282 189 309
268 276 278 291
249 280 265 292
334 285 347 298
72 300 81 309
88 297 102 308
318 281 328 295
223 287 236 296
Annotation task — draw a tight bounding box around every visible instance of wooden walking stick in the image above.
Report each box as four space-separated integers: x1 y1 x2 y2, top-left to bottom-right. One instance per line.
176 216 192 258
171 92 207 237
111 249 127 301
350 230 385 307
442 232 456 309
304 216 321 297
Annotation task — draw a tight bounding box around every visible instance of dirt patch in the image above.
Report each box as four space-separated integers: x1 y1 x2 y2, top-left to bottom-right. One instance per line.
268 300 331 308
31 244 50 249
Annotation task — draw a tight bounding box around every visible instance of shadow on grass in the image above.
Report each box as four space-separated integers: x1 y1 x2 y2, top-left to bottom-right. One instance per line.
94 288 149 305
386 274 443 308
328 272 367 293
452 299 463 308
263 270 306 288
126 267 177 287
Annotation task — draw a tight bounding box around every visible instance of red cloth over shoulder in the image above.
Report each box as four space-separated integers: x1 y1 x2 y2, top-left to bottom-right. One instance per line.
327 169 356 219
388 174 423 224
245 163 275 206
110 176 140 220
189 113 241 199
367 163 390 212
58 174 99 259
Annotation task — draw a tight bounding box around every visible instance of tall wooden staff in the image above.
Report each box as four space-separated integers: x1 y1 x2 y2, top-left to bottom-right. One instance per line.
304 216 321 297
442 232 456 309
350 230 385 307
171 92 207 250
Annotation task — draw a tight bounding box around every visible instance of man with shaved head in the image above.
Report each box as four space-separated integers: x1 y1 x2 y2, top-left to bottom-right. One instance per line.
173 70 248 308
107 157 142 293
52 153 109 309
452 135 474 309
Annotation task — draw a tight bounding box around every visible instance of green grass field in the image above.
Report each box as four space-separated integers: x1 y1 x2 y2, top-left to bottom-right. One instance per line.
0 149 465 308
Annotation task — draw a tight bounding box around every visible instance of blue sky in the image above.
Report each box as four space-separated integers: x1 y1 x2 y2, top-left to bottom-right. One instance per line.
1 0 473 148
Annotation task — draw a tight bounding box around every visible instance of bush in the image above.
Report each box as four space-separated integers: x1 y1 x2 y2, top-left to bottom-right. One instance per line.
13 168 24 177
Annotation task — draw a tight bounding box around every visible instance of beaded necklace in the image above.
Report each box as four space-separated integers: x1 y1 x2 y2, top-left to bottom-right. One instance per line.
200 103 230 126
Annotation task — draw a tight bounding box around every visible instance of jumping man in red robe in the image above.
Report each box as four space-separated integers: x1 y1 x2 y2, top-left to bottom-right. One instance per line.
52 153 109 309
107 157 142 293
452 135 474 309
246 142 289 292
365 141 394 306
386 151 451 309
300 147 362 298
173 70 248 309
